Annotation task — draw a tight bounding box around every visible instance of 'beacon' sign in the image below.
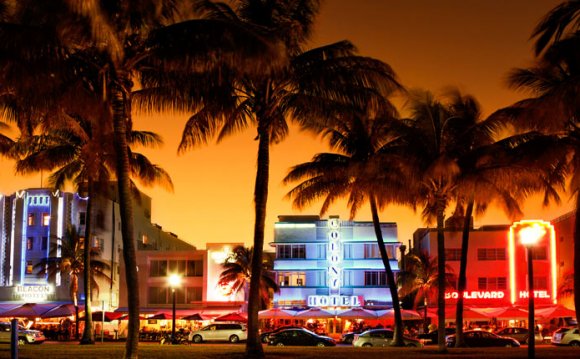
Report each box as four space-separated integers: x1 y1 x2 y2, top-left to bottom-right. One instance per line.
14 285 54 302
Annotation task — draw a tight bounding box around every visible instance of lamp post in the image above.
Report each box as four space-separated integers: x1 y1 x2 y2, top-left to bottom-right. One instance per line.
518 223 546 359
168 274 181 344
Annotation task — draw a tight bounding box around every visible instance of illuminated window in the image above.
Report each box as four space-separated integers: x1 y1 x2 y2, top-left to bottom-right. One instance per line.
445 248 461 261
364 244 381 258
277 272 305 287
41 237 48 250
477 248 506 261
168 260 186 274
364 271 386 286
26 261 33 274
478 277 507 290
26 237 34 250
142 234 149 245
27 214 35 226
93 237 104 251
42 213 50 226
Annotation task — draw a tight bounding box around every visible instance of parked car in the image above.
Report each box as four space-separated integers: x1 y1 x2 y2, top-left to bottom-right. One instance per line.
352 329 423 347
188 323 247 343
417 328 456 345
445 329 520 347
551 327 580 346
260 326 303 343
268 328 336 347
495 327 542 344
0 322 45 344
340 331 363 344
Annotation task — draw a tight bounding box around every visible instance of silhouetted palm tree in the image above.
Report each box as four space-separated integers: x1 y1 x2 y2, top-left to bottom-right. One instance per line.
531 0 580 55
35 226 111 340
284 104 412 346
176 1 400 356
218 245 278 310
398 251 455 333
15 113 172 344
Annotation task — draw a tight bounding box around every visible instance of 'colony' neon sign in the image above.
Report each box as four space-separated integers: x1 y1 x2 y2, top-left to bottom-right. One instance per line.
327 218 341 294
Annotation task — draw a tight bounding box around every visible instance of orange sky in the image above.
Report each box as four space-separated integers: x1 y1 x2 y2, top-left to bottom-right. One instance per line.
0 0 573 250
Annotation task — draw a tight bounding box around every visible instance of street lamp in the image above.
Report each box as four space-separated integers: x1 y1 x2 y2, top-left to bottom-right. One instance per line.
518 222 546 359
168 273 181 344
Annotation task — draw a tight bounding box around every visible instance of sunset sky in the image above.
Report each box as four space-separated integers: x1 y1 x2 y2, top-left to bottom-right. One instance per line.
0 0 573 250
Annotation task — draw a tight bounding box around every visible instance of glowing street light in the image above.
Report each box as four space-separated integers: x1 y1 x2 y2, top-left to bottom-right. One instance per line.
517 221 547 359
168 274 181 344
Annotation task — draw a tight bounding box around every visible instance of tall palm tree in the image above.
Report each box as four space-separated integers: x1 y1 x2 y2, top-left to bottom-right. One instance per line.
175 2 399 355
531 0 580 56
0 120 14 157
284 102 415 346
34 226 111 340
1 2 276 356
218 245 279 310
15 112 173 344
398 251 455 333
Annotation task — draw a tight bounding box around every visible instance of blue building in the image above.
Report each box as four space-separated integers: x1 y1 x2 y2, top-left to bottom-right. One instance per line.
271 215 402 310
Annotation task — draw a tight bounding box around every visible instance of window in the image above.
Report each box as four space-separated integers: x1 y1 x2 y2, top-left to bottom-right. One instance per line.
42 213 50 226
27 214 35 226
186 260 203 277
477 277 507 290
186 287 203 302
342 270 354 286
364 244 381 258
315 244 327 259
41 237 48 251
168 260 186 275
278 272 305 287
26 237 34 250
445 248 461 261
148 287 168 304
149 260 168 277
477 248 506 261
142 234 149 245
26 261 33 274
93 237 104 251
364 271 387 286
343 244 353 259
79 212 86 226
96 210 105 229
530 246 547 260
277 244 306 259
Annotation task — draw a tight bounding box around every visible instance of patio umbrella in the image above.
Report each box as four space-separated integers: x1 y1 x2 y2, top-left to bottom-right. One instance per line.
336 308 378 320
488 307 528 320
148 312 173 320
376 309 422 320
426 307 491 321
182 313 208 321
535 305 576 319
294 308 336 319
0 303 52 318
118 314 146 321
41 304 78 318
214 312 247 323
258 308 297 320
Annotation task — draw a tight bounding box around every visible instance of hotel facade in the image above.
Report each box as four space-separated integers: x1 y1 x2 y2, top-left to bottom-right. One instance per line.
271 215 402 309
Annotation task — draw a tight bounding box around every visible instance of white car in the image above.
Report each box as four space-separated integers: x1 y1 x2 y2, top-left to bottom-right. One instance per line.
551 327 580 346
188 323 247 343
352 329 423 347
0 322 45 344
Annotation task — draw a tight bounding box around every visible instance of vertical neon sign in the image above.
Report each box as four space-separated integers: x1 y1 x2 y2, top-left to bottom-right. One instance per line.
327 218 341 295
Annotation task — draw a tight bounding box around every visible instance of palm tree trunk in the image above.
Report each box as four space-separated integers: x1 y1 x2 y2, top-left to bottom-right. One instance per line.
435 194 447 353
574 194 580 331
246 125 270 359
454 199 474 347
111 77 140 359
80 178 95 344
369 195 404 346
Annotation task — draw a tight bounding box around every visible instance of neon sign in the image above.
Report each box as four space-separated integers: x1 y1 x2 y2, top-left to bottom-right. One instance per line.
308 295 363 307
14 285 54 302
327 218 341 293
508 220 557 305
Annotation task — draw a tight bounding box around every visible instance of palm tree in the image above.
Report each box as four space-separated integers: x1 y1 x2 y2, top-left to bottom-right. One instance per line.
0 120 14 157
218 245 279 310
499 2 580 330
15 112 172 344
175 2 399 355
283 104 414 346
34 226 111 341
1 2 276 355
398 251 455 333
